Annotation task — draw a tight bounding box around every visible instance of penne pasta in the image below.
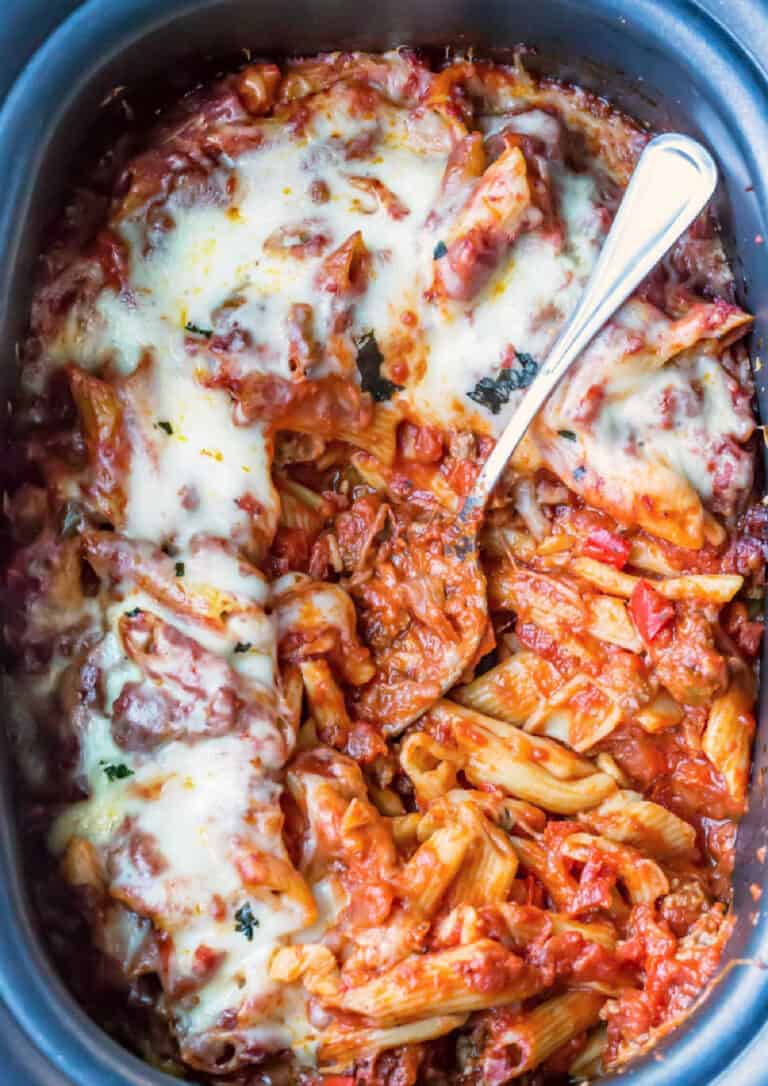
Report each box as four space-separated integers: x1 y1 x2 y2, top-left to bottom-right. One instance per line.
559 833 669 904
330 939 541 1024
588 595 642 652
236 849 318 924
569 1025 608 1079
572 559 743 606
67 366 128 527
497 903 617 950
628 536 679 576
580 790 696 858
278 663 304 743
488 991 605 1075
300 658 352 746
427 701 600 781
451 651 563 723
444 814 519 908
275 578 375 686
524 674 623 752
571 556 639 598
337 402 399 465
270 943 341 995
390 812 422 850
424 702 616 813
399 732 464 806
466 751 616 814
508 834 578 912
595 753 631 788
369 785 406 817
401 822 474 916
702 669 756 807
480 521 538 562
277 477 329 533
489 566 641 654
656 573 743 604
318 1015 468 1069
635 690 684 733
418 788 548 840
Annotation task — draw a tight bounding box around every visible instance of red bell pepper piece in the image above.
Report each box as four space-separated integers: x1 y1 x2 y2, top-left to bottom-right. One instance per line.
629 580 675 642
582 528 632 570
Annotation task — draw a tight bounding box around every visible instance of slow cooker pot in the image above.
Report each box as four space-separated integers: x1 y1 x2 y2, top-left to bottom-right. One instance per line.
1 1 768 1083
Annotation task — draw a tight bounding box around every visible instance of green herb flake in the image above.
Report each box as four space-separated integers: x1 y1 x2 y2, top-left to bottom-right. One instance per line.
234 642 252 654
515 353 539 385
355 331 404 403
467 353 540 414
573 466 587 481
156 420 173 435
234 901 259 941
103 763 134 782
558 429 578 442
185 321 213 338
433 240 448 260
174 561 185 577
125 607 142 618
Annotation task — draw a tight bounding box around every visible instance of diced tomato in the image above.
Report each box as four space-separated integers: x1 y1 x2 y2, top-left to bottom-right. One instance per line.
397 420 444 463
582 527 631 569
629 580 675 642
322 1077 355 1086
444 456 478 497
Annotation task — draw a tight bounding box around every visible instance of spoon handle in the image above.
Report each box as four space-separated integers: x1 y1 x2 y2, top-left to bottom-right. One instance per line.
465 132 718 514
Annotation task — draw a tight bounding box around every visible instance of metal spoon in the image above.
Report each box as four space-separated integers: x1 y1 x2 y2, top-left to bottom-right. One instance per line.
361 133 718 734
462 132 718 521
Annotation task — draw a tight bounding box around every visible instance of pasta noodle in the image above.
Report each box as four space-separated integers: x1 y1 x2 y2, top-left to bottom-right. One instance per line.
485 991 605 1075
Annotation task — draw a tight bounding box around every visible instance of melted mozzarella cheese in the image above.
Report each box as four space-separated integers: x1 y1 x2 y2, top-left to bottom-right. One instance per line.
92 100 448 384
122 368 276 553
594 351 753 501
49 625 312 1047
414 167 604 430
51 724 313 1047
44 80 746 519
549 303 754 506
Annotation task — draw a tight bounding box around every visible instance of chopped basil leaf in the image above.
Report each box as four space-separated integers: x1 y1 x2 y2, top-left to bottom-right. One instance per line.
468 373 515 414
433 240 448 260
234 642 252 653
467 353 540 414
103 763 133 782
355 331 403 403
558 429 578 441
234 901 259 940
185 321 213 337
156 420 173 435
125 607 142 618
60 502 84 539
515 353 539 387
174 561 185 577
